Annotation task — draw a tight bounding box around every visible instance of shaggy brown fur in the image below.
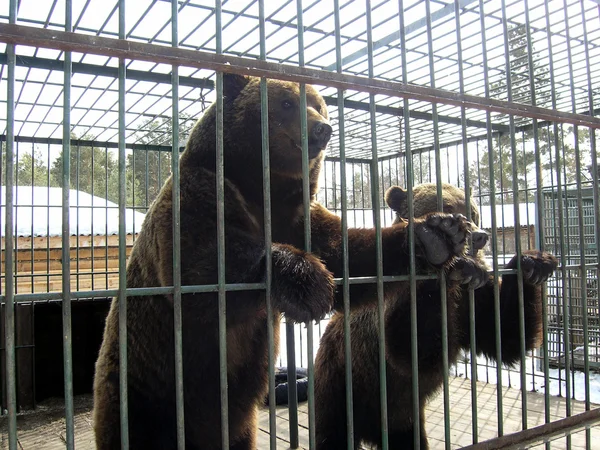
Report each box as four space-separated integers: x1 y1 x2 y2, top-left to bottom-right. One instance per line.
314 183 558 450
93 75 475 449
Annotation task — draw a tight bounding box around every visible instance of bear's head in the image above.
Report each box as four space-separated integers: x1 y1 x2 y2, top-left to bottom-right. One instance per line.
182 73 332 186
385 183 488 255
224 73 332 177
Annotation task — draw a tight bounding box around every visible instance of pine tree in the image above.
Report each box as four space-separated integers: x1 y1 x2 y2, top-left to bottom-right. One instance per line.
50 133 120 204
468 24 588 205
127 115 191 208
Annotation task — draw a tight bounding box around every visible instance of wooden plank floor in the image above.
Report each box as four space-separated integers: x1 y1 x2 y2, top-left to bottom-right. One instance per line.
1 377 598 449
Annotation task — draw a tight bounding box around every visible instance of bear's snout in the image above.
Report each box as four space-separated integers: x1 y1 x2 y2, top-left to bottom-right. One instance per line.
310 121 332 149
471 229 488 251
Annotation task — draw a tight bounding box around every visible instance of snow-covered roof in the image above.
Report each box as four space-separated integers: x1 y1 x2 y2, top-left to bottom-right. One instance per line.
1 186 146 238
479 203 537 230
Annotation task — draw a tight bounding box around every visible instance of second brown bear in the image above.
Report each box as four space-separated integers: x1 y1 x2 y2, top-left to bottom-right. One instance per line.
314 182 558 450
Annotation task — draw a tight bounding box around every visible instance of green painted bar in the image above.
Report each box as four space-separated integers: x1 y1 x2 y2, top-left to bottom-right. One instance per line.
501 0 528 430
295 3 316 447
171 1 185 448
61 1 75 447
541 6 561 447
257 1 277 447
4 1 18 448
522 7 545 434
117 1 129 448
333 1 355 446
423 1 452 446
581 5 597 449
214 2 230 448
398 2 421 448
452 0 479 442
365 2 388 448
477 0 504 436
559 5 575 445
565 3 588 448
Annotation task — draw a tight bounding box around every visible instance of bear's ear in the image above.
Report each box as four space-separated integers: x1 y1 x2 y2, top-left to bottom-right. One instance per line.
385 186 408 212
222 73 250 103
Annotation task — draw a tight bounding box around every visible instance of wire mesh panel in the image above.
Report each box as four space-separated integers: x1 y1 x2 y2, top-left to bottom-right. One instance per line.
1 1 600 450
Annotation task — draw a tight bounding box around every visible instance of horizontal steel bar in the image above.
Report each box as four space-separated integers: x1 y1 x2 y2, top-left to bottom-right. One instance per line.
3 268 531 304
0 134 183 152
461 409 600 450
1 24 599 128
323 97 510 132
0 53 212 89
0 52 504 132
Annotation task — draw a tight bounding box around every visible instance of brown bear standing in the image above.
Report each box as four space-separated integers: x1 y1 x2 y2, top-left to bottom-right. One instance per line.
314 182 558 450
93 74 475 449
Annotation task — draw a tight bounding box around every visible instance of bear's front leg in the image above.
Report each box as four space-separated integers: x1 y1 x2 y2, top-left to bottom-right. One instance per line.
307 205 473 311
458 249 558 364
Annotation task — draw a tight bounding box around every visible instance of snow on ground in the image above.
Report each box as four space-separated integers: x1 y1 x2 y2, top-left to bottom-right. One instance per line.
1 186 146 237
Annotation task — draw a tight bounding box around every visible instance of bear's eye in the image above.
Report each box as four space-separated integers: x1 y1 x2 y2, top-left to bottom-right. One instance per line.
281 99 294 110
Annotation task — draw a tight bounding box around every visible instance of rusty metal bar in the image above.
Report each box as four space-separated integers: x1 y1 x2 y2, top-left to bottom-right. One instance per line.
461 409 600 450
1 24 599 128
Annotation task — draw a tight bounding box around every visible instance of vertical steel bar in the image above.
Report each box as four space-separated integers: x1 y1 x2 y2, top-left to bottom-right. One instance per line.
478 0 504 436
117 1 129 448
295 2 316 447
214 2 229 448
501 0 527 429
285 318 299 447
524 0 546 434
581 4 596 449
171 1 185 448
542 4 561 446
565 3 587 449
4 0 18 448
424 1 451 447
398 1 420 448
257 0 277 447
61 1 75 447
333 1 355 447
453 0 478 442
365 1 388 448
560 3 573 441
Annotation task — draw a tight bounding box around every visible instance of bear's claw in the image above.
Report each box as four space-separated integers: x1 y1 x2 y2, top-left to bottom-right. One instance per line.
448 257 489 289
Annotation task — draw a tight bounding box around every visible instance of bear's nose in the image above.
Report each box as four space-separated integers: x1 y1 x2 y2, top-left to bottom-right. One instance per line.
311 122 332 147
471 230 489 251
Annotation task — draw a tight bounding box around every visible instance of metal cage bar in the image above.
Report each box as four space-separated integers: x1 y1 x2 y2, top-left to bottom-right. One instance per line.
3 0 18 448
61 1 75 447
214 2 230 448
170 0 185 447
117 0 129 448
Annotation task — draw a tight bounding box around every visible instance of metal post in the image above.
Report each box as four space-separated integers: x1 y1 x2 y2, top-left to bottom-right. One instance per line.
117 1 129 447
171 1 185 448
214 2 229 448
4 0 19 448
61 1 75 448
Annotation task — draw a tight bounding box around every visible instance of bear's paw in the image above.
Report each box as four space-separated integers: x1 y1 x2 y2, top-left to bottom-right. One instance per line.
448 256 489 289
507 250 558 285
415 213 471 267
270 246 335 323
